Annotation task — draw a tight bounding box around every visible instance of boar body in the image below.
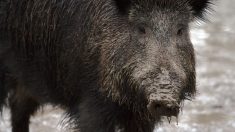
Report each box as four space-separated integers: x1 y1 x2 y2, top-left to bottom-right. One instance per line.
0 0 211 132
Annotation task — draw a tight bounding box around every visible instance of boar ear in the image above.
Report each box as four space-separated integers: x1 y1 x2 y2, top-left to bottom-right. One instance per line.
114 0 132 15
189 0 212 18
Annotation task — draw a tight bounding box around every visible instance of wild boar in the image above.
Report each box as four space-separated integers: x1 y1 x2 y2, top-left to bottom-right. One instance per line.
0 0 211 132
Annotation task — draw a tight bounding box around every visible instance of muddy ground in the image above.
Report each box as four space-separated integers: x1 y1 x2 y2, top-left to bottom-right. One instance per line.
1 0 235 131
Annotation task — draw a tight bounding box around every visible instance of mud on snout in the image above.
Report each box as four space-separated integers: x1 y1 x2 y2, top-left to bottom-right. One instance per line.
133 67 195 120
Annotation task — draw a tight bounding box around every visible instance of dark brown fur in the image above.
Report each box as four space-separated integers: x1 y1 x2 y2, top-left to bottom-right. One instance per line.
0 0 211 132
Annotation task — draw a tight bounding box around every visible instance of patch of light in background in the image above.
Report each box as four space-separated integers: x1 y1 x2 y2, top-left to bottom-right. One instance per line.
0 108 11 132
190 26 210 48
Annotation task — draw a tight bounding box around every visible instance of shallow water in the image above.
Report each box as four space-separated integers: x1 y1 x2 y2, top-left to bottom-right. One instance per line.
1 0 235 131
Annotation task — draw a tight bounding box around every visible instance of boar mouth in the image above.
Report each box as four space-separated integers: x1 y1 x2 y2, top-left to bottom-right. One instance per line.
142 70 196 120
146 91 181 120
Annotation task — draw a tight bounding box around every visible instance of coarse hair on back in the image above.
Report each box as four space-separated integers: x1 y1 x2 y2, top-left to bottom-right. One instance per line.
115 0 212 19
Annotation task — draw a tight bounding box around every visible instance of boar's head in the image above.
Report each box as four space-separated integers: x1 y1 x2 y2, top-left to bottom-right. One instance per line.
99 0 211 120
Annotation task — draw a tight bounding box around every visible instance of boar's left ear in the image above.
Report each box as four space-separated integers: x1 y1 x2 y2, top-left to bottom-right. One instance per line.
189 0 212 18
114 0 132 15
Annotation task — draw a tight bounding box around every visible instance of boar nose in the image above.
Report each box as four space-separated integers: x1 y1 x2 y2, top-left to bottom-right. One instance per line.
147 98 180 117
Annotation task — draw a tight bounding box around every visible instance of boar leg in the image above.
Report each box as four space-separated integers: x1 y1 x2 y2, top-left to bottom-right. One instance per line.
122 115 155 132
9 91 39 132
78 96 117 132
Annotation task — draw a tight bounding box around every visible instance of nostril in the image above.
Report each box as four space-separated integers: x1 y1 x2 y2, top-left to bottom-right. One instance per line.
147 101 165 116
147 100 180 117
155 103 162 108
166 107 173 112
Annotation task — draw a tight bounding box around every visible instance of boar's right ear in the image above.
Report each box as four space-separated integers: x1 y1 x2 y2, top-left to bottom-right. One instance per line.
114 0 132 15
189 0 212 19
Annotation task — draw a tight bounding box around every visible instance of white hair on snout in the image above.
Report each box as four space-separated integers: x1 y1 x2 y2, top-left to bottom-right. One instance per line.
132 56 186 95
170 59 187 83
132 61 155 79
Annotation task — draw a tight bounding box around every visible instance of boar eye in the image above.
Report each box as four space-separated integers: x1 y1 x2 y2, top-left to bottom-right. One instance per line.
137 25 146 35
177 28 184 36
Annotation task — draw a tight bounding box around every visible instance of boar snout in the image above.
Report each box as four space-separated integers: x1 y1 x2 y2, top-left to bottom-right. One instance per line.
147 93 180 117
135 68 185 118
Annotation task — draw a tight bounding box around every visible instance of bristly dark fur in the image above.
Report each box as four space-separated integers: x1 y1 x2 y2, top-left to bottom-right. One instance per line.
115 0 212 19
188 0 213 19
0 65 6 114
0 0 212 132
